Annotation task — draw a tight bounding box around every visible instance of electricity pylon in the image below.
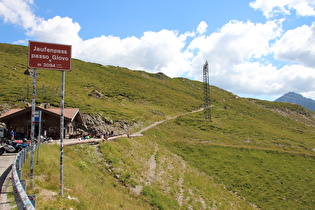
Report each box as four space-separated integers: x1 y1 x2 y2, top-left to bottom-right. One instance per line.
203 60 211 121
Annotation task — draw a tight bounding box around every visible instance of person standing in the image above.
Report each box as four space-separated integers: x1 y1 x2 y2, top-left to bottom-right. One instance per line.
10 129 14 140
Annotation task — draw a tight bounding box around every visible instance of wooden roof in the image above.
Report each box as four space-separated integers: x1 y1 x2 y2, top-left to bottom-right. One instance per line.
0 106 81 122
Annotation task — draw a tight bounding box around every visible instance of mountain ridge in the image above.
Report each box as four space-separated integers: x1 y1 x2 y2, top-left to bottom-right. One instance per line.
275 91 315 112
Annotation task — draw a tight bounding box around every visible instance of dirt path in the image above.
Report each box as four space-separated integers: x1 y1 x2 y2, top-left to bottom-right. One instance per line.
57 108 203 146
145 143 158 185
136 108 203 135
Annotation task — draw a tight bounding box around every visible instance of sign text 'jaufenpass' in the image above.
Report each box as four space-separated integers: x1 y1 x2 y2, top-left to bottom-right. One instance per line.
28 41 72 71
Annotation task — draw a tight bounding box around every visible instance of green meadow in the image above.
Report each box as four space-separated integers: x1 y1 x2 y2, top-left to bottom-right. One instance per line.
1 43 314 209
21 100 315 209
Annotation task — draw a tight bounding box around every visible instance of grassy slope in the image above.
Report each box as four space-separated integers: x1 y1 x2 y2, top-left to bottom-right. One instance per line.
0 43 203 125
143 98 315 209
22 144 154 209
22 97 315 209
2 43 314 209
23 141 256 209
22 99 315 209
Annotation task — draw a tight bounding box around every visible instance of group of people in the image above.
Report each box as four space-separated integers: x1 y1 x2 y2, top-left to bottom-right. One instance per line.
9 129 115 142
77 132 111 142
9 129 49 141
99 133 109 142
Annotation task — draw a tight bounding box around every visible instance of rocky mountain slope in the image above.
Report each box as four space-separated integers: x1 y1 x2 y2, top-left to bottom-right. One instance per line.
275 92 315 112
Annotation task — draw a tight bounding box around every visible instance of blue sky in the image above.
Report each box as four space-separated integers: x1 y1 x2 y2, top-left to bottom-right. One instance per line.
31 1 261 38
0 0 315 101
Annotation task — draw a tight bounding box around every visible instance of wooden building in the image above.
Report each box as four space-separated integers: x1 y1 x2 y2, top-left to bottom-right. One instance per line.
0 106 84 140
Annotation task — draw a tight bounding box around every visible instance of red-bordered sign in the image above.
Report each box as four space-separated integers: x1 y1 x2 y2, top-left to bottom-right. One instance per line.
28 41 72 71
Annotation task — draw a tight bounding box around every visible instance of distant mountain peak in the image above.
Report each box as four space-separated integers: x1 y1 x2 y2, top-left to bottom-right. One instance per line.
275 92 315 112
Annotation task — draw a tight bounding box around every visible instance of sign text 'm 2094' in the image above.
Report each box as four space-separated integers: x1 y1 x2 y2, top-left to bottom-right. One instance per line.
43 63 56 68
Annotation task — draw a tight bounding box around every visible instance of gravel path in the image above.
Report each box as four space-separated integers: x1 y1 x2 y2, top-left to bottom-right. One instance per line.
136 108 203 135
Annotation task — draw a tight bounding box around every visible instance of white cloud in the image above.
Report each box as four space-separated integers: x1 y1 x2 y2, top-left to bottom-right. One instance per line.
1 0 315 100
250 0 315 18
273 23 315 68
225 62 315 100
196 21 208 35
236 63 280 92
278 65 315 93
0 0 39 28
77 29 191 77
188 20 282 78
186 19 315 100
27 16 82 46
301 91 315 100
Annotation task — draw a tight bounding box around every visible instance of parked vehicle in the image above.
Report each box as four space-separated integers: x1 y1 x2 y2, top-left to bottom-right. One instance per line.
0 140 27 155
0 143 17 155
15 139 31 146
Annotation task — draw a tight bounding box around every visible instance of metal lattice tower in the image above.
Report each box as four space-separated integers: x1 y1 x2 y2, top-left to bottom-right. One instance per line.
203 60 211 121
